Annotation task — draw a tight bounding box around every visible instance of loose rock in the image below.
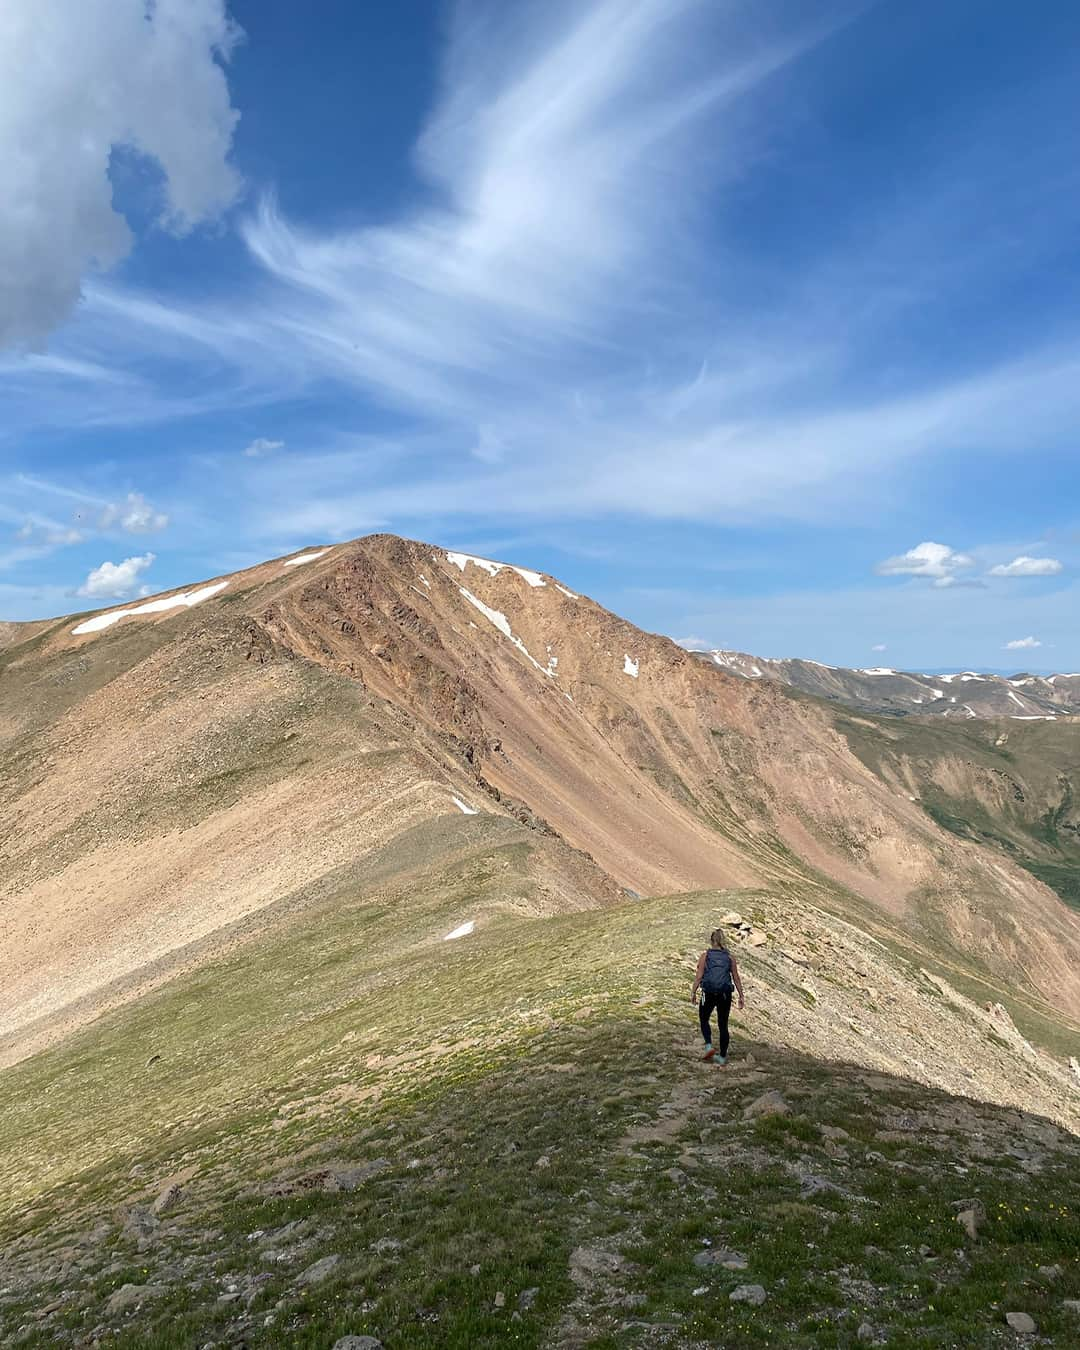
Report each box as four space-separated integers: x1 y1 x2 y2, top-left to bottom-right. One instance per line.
856 1324 874 1343
106 1284 165 1315
952 1197 985 1240
694 1248 747 1270
729 1284 767 1306
743 1090 789 1120
152 1183 183 1216
295 1254 340 1286
518 1287 540 1311
332 1338 384 1350
1005 1312 1036 1334
569 1246 623 1285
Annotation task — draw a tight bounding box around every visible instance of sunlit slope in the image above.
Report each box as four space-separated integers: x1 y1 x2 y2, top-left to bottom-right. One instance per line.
5 532 1080 1065
832 709 1080 910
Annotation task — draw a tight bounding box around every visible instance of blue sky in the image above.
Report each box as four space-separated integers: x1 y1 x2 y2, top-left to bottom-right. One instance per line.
2 0 1079 671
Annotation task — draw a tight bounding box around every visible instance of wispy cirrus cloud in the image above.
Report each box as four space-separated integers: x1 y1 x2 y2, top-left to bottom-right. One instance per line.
3 0 1080 586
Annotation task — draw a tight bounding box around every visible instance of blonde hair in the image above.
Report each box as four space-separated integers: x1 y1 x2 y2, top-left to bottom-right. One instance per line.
709 928 728 949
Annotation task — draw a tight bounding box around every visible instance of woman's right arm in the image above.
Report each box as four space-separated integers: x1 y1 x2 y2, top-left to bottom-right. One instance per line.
691 952 707 1002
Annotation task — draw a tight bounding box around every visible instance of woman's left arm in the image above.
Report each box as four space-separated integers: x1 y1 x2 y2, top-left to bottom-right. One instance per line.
731 955 745 1009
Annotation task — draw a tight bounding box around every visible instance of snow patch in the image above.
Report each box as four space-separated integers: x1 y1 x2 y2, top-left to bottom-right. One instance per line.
859 668 896 676
444 551 546 587
452 796 478 815
623 654 639 678
1011 715 1057 720
555 583 579 599
418 573 431 587
72 581 228 635
283 549 330 567
444 921 475 941
1007 690 1026 708
459 588 550 675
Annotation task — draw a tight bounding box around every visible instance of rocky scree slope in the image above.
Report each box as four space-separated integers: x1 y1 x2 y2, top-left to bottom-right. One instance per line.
3 534 1080 1066
703 649 1080 720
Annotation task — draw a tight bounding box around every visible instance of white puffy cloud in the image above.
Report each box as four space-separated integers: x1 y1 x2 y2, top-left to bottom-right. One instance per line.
1005 635 1042 650
871 643 886 652
98 492 169 534
676 636 714 652
243 438 285 458
0 0 241 349
988 555 1063 577
875 541 974 587
78 552 155 599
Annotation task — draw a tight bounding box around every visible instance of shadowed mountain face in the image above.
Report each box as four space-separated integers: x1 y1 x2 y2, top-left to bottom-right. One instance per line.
3 533 1080 1067
701 648 1080 720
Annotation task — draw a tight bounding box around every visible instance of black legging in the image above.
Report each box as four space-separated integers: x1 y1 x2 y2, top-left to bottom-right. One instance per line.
699 990 732 1055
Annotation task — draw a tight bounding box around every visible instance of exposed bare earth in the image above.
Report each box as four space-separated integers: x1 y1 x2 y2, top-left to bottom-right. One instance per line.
3 533 1080 1063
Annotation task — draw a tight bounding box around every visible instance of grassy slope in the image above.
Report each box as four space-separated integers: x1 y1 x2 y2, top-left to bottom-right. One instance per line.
2 862 1078 1348
830 708 1080 911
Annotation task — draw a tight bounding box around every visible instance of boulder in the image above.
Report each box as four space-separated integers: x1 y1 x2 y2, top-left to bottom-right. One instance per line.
720 911 744 926
1005 1311 1036 1334
693 1248 746 1270
106 1283 165 1315
743 1090 789 1120
332 1339 384 1350
295 1254 340 1286
152 1184 183 1216
569 1246 623 1285
951 1198 985 1240
729 1284 766 1306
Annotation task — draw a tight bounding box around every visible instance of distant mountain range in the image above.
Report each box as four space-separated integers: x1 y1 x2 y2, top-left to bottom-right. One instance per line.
696 649 1080 720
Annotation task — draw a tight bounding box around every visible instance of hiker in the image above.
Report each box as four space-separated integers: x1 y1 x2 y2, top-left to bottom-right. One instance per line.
691 928 745 1064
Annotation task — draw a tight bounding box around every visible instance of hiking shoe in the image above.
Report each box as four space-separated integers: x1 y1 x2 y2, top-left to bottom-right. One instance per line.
716 1055 728 1067
702 1045 716 1061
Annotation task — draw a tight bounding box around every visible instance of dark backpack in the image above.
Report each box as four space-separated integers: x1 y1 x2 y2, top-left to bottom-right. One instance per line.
701 947 733 996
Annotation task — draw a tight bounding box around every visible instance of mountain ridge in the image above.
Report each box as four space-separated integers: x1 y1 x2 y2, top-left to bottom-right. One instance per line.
699 648 1080 720
4 533 1080 1063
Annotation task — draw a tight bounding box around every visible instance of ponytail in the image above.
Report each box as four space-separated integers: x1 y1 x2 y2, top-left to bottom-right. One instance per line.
709 928 728 949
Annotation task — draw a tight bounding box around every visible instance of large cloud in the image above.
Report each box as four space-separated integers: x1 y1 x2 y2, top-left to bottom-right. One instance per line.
0 0 241 349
